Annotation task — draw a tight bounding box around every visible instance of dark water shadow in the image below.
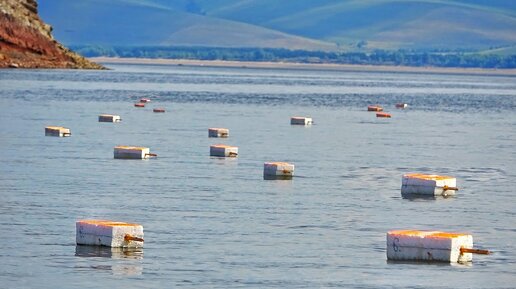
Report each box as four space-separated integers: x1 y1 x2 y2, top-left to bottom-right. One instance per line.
401 193 455 201
386 260 471 267
75 245 143 259
263 175 293 180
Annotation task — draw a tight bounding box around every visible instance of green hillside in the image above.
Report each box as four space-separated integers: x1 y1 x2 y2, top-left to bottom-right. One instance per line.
39 0 337 50
478 45 516 56
197 0 516 49
39 0 516 51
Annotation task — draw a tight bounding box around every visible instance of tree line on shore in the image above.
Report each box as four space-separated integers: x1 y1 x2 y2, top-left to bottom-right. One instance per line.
72 45 516 69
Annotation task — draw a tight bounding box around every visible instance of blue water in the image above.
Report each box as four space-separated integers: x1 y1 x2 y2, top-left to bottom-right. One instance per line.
0 64 515 288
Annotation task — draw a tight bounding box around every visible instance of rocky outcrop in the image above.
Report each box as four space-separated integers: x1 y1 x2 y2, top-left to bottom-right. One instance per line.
0 0 103 69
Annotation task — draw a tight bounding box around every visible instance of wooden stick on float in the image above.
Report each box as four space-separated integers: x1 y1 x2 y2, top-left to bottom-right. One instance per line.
125 234 144 243
460 247 490 255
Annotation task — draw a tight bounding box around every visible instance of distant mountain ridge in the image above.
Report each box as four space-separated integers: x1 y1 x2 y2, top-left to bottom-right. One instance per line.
40 0 516 51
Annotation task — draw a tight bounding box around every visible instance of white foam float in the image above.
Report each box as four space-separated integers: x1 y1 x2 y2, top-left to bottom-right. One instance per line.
401 173 458 196
264 162 294 177
76 220 144 248
114 146 157 159
99 114 121 122
45 126 71 137
208 128 229 138
210 144 238 157
290 116 312 125
387 230 489 263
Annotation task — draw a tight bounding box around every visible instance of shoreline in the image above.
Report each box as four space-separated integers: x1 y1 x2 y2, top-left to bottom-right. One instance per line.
89 57 516 76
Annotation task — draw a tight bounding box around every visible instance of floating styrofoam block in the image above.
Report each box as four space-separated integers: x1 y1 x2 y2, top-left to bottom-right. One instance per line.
401 173 458 196
210 144 238 157
376 112 391 118
208 128 229 138
387 230 474 263
290 116 313 125
114 146 155 159
264 162 294 177
45 126 71 137
153 108 165 113
139 98 151 103
134 102 145 107
368 105 383 112
76 220 144 248
395 103 408 109
99 114 121 122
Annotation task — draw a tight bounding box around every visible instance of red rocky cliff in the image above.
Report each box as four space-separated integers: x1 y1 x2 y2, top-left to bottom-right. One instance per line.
0 0 103 69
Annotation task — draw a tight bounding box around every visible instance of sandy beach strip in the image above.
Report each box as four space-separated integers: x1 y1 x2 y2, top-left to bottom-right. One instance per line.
90 57 516 76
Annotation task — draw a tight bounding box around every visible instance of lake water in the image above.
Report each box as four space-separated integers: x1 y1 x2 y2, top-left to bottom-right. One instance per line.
0 63 515 288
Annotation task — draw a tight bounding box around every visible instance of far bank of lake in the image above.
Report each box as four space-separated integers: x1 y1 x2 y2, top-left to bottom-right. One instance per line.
90 57 516 76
